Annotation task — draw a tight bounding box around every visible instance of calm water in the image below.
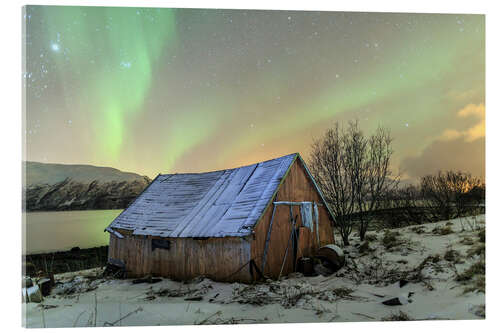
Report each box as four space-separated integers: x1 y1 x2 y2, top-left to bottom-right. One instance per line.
23 210 122 254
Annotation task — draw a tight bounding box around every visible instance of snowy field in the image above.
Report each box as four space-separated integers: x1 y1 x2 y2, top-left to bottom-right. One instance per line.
23 215 485 327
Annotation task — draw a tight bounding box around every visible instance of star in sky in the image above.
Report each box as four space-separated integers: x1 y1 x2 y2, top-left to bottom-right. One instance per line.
23 6 485 182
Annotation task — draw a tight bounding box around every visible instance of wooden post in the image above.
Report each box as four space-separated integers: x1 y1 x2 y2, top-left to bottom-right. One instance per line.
261 203 277 272
278 207 297 279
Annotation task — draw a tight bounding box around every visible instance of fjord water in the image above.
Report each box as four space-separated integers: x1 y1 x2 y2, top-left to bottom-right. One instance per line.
23 210 122 254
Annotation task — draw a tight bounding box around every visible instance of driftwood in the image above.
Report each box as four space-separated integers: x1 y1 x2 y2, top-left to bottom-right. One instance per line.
104 259 126 279
103 307 143 326
352 312 376 320
196 311 222 325
132 276 162 284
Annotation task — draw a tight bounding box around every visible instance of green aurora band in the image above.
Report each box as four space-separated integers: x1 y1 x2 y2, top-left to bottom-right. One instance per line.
25 8 484 180
34 6 176 160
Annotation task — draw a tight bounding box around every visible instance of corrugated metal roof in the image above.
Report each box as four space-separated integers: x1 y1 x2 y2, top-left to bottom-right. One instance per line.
107 153 298 238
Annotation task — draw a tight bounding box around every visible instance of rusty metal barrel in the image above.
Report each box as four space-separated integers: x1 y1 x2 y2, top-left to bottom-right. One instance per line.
315 244 345 272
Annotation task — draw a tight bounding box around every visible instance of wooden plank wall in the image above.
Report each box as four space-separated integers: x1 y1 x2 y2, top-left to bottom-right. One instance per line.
108 233 252 282
108 158 334 282
251 159 335 278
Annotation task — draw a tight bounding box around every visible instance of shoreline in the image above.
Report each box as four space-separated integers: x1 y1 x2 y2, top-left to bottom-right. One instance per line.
23 208 123 213
23 246 109 276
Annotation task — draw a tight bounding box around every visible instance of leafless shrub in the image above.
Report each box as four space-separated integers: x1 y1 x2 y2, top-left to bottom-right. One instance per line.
466 244 485 258
431 225 454 235
420 170 483 221
382 311 413 321
147 282 212 300
331 287 354 298
455 260 485 294
410 226 426 234
456 261 485 282
460 236 474 245
463 276 485 294
460 215 481 232
342 253 437 289
382 230 403 250
478 229 485 243
443 249 462 263
385 184 429 225
358 241 372 254
282 285 317 308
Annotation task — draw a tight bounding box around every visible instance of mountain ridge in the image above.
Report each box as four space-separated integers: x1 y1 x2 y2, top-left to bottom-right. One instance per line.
24 161 150 186
23 161 151 211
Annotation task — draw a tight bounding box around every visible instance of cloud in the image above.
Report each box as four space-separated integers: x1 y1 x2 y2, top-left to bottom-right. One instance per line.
402 103 485 181
400 136 484 180
439 103 485 142
445 88 482 103
440 129 461 141
458 103 485 118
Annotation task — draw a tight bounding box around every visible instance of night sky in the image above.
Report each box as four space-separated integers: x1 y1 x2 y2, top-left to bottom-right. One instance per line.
23 6 485 182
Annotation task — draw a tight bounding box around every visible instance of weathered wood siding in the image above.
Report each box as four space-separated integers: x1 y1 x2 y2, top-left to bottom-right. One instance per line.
108 157 334 282
109 233 252 282
250 159 335 278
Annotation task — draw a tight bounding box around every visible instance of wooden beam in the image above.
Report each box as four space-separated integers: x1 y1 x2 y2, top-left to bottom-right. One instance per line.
260 204 277 272
105 227 124 239
274 201 323 206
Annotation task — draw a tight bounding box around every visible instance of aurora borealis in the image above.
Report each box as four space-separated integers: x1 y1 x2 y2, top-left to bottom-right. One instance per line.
23 6 485 182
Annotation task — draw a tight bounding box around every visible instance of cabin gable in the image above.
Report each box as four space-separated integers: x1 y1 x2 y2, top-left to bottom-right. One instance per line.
250 158 335 278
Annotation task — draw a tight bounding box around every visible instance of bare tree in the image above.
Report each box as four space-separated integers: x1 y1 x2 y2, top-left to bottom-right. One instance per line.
356 126 398 240
420 172 454 220
309 121 398 244
392 184 429 224
420 170 482 220
309 123 356 245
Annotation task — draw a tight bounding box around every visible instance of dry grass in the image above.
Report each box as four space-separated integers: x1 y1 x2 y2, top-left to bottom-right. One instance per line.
358 241 372 254
410 226 426 234
463 275 485 294
466 244 485 258
478 229 485 243
456 261 485 282
455 259 485 294
432 225 454 235
420 254 441 267
444 249 462 263
331 287 354 298
382 230 403 250
460 236 474 245
382 311 413 321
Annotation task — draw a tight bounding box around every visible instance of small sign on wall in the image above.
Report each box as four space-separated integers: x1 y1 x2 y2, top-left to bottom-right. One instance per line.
152 239 170 251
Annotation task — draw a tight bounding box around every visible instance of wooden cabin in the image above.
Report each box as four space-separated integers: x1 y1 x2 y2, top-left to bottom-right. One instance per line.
105 153 336 282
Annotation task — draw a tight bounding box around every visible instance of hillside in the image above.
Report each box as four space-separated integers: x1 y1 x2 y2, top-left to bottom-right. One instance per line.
24 161 148 186
23 161 151 211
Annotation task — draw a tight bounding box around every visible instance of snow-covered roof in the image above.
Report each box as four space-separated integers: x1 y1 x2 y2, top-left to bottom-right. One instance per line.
107 153 298 238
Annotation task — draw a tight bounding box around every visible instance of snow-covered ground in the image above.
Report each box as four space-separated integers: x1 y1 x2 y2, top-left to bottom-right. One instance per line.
23 215 485 327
